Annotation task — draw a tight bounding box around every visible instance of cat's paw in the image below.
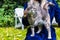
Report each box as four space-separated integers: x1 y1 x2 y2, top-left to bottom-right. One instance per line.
36 30 41 34
30 34 35 37
48 36 52 39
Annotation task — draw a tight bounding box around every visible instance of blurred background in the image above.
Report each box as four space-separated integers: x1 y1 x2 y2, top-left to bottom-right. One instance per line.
0 0 60 40
0 0 28 27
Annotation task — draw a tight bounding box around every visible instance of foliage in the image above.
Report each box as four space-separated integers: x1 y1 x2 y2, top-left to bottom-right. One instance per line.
0 0 27 27
57 0 60 7
0 27 27 40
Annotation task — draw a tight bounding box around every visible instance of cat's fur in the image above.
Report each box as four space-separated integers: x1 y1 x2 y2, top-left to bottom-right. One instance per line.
24 0 54 39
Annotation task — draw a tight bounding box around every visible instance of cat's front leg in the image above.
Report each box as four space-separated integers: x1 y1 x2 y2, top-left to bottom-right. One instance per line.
30 27 35 37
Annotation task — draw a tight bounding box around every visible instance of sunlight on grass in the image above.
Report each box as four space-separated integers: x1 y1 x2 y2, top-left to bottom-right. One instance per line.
0 27 27 40
0 27 60 40
55 27 60 40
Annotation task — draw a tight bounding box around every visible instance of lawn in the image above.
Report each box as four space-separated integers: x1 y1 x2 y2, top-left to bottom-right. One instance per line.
0 27 27 40
0 27 60 40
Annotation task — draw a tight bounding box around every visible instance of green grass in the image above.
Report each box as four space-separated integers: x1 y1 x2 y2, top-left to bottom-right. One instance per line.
55 27 60 40
0 27 27 40
0 27 60 40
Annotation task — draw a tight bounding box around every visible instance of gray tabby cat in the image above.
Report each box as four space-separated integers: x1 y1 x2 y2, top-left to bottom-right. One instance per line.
24 0 54 39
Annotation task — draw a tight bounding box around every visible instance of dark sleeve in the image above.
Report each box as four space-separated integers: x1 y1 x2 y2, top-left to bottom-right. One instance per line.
24 2 28 10
53 0 60 23
48 0 53 2
52 0 60 12
22 2 29 26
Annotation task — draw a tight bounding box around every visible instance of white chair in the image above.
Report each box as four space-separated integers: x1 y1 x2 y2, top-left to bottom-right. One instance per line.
52 17 58 25
14 8 24 30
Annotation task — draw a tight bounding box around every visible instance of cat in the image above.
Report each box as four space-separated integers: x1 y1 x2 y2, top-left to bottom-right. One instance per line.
24 0 54 39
